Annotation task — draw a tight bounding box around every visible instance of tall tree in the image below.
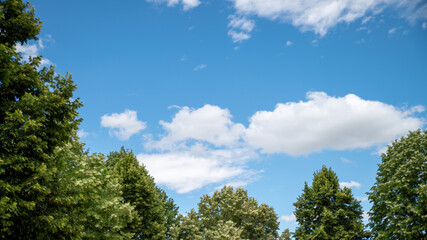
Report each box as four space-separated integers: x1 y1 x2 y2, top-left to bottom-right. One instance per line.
368 130 426 239
0 0 82 237
106 148 169 239
171 186 280 240
293 166 367 239
45 141 135 240
157 188 179 239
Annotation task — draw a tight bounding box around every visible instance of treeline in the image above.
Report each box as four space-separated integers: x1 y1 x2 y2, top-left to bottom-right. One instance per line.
0 0 426 239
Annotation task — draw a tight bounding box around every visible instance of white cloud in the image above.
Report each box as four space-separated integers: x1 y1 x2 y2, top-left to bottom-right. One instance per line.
146 104 245 150
77 129 90 139
101 110 146 141
228 30 251 42
362 211 370 221
230 0 427 36
138 93 424 193
227 15 255 42
373 145 388 155
340 157 352 164
356 196 369 202
193 64 207 71
245 92 424 155
362 16 373 24
138 144 256 193
286 40 293 46
228 15 255 32
339 181 361 188
146 0 200 11
142 105 256 193
15 39 52 66
388 27 397 34
423 22 427 29
281 214 296 222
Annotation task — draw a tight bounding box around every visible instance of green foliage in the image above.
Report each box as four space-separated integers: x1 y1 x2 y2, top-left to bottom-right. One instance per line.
279 228 292 240
0 0 41 45
171 186 280 240
157 188 179 239
0 0 82 237
368 130 427 239
107 148 173 239
45 141 135 240
294 166 367 240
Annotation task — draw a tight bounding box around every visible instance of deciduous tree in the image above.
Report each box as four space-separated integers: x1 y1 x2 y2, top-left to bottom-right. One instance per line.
368 130 426 239
0 0 82 237
107 148 170 239
293 166 367 239
171 186 280 240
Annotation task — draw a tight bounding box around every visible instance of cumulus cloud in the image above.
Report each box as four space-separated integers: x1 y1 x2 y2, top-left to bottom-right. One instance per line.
286 40 293 46
138 144 256 193
101 110 146 140
142 105 256 193
281 214 296 222
230 0 427 36
15 39 52 66
193 64 207 71
146 104 245 150
245 92 424 156
227 15 255 42
339 181 361 188
138 93 424 193
146 0 200 11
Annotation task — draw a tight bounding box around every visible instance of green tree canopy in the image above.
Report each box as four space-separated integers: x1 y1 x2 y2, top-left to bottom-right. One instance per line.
0 0 41 45
0 0 82 237
293 166 367 240
368 130 426 239
279 228 292 240
171 186 280 240
45 141 135 240
107 148 176 239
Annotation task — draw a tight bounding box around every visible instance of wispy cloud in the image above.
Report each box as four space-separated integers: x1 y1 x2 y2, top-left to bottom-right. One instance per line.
388 27 397 34
422 22 427 29
227 15 255 42
146 0 200 11
286 41 293 46
101 110 146 140
341 157 353 164
193 64 207 71
230 0 427 36
356 196 369 202
77 129 90 139
339 181 361 189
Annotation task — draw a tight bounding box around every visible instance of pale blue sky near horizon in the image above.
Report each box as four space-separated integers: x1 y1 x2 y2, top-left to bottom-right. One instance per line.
24 0 427 233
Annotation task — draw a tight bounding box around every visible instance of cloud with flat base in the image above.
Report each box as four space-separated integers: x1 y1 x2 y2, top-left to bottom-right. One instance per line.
101 110 146 140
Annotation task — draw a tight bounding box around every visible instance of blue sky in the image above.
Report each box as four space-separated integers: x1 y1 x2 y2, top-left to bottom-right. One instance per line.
22 0 427 232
